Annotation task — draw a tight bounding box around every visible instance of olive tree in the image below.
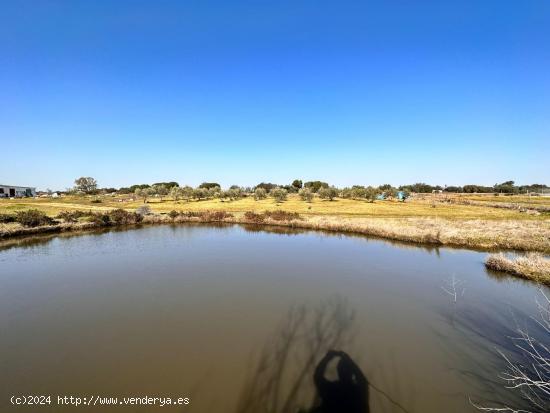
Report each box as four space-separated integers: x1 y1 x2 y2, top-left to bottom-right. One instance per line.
351 186 367 199
193 187 208 200
152 184 168 201
318 186 338 201
74 177 98 194
299 187 314 202
254 187 267 200
365 186 379 203
180 186 194 202
271 187 288 202
135 187 153 203
170 186 183 202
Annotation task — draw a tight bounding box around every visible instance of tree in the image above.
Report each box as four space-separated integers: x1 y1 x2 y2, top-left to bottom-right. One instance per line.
199 182 220 190
494 181 518 194
271 187 288 202
365 186 379 202
351 186 367 199
227 187 242 200
304 181 329 193
255 182 277 193
74 177 98 194
299 187 314 202
208 186 221 199
378 184 393 191
152 181 179 189
135 187 153 203
254 187 267 200
153 184 169 201
292 179 303 190
170 186 183 202
181 186 194 202
193 187 208 200
318 186 338 201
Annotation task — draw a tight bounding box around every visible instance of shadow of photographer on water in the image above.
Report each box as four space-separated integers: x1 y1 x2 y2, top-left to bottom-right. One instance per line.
306 350 369 413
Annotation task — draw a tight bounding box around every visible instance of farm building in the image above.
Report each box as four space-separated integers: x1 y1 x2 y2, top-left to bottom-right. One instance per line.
0 184 36 198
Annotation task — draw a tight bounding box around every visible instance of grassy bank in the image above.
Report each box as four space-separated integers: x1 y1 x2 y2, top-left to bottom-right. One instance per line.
486 253 550 285
1 207 549 253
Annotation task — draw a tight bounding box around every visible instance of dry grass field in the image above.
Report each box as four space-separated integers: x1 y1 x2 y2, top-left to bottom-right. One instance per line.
1 193 549 220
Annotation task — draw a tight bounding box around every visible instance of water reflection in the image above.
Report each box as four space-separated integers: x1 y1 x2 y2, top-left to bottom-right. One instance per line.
0 222 448 255
236 297 357 413
1 223 547 413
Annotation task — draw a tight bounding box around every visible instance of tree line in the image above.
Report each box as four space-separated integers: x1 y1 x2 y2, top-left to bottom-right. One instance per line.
69 177 548 202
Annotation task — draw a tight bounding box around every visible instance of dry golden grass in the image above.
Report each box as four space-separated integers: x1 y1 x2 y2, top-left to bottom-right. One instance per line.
1 194 548 220
486 253 550 284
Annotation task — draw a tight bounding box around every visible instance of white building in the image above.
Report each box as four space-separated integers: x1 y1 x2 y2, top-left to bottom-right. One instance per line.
0 184 36 198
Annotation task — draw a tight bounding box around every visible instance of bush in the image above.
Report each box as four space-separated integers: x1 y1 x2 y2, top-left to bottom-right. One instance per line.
244 211 265 223
136 205 151 216
205 211 233 221
109 209 142 225
168 210 179 220
264 210 301 221
90 199 102 203
56 210 91 223
271 187 288 202
15 209 55 227
89 213 111 226
0 214 16 223
298 188 314 202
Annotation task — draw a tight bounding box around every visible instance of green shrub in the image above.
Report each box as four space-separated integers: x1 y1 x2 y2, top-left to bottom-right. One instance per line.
15 209 55 227
89 213 111 226
0 214 16 223
168 210 179 220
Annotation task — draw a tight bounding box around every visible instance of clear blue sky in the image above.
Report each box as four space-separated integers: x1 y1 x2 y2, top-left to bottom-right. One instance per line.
1 1 549 190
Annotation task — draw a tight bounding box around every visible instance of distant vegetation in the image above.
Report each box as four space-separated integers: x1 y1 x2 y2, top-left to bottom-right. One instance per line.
51 178 549 203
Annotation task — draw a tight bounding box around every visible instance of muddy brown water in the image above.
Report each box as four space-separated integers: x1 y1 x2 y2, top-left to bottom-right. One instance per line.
0 224 547 412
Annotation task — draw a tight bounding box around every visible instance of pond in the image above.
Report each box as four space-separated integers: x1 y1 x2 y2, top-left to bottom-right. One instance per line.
0 224 547 412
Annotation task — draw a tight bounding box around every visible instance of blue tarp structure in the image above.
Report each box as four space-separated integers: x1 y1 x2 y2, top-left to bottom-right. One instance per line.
377 191 406 201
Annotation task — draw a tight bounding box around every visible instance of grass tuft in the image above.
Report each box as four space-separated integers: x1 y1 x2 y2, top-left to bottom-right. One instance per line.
486 253 550 284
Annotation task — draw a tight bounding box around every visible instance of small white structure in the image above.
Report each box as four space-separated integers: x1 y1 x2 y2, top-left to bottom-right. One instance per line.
0 184 36 198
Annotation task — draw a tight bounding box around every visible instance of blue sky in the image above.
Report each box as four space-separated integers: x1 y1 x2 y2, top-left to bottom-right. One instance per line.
1 1 549 190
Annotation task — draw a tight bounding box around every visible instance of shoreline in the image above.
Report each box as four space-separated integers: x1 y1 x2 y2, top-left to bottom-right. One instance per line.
1 211 549 252
2 211 549 283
